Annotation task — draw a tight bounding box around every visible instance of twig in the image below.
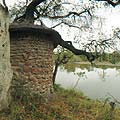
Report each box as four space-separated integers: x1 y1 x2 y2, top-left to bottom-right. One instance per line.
107 92 120 104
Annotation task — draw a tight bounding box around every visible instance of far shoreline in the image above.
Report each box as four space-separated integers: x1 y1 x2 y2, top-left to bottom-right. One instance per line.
74 61 120 67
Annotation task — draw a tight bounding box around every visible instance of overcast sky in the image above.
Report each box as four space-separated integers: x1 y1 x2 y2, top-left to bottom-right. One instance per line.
2 0 119 28
5 1 120 35
1 0 120 42
4 0 22 6
0 0 119 36
0 0 119 51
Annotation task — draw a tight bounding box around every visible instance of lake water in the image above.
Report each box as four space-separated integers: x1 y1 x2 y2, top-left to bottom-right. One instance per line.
56 63 120 101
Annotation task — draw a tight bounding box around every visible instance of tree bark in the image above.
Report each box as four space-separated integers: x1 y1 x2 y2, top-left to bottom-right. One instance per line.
0 4 12 111
25 0 46 23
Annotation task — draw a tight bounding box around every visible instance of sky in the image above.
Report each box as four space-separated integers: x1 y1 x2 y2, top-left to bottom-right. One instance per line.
3 0 22 6
1 0 120 51
1 0 119 29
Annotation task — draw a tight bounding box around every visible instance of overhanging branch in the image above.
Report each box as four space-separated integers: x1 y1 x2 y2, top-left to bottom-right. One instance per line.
2 0 8 11
25 0 46 22
10 21 96 63
14 0 46 23
47 10 90 19
96 0 120 7
56 39 96 62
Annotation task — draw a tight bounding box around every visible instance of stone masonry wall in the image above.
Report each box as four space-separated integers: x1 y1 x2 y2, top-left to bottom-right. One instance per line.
10 32 54 94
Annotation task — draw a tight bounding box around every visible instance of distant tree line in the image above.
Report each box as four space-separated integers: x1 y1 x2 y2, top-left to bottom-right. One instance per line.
54 49 120 65
98 51 120 64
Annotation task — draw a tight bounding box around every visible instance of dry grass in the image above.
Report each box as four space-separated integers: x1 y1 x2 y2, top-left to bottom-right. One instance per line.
0 84 120 120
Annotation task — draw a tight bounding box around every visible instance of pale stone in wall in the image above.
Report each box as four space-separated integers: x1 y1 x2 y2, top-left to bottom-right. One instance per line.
0 4 12 110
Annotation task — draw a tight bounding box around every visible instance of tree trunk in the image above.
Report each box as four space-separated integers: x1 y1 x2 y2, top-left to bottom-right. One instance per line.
0 4 12 111
52 62 59 85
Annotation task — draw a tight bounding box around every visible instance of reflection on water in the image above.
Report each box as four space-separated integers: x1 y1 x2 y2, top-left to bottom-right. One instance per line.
56 63 120 100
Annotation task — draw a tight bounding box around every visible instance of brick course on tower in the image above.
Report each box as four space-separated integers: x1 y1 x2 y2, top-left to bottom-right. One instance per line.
10 24 55 94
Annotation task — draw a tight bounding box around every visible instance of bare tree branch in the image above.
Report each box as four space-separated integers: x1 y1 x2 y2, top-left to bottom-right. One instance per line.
2 0 8 11
107 93 120 104
51 22 63 28
25 0 46 22
26 0 29 5
46 10 91 19
51 21 83 29
58 39 96 62
14 0 46 23
96 0 120 7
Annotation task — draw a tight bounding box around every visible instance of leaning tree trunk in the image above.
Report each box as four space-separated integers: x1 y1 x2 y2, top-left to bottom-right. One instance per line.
0 4 12 111
52 62 59 85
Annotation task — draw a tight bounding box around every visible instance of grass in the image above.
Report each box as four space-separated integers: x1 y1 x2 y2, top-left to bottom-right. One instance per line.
0 84 120 120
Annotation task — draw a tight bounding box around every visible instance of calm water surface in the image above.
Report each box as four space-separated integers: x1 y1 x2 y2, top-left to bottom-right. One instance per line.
56 63 120 100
